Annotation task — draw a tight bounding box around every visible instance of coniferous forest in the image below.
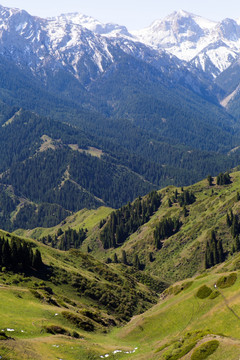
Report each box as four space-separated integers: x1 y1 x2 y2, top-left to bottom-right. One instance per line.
100 191 161 249
0 236 43 272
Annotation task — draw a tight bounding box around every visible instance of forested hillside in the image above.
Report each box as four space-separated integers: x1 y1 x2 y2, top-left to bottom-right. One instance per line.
1 101 240 232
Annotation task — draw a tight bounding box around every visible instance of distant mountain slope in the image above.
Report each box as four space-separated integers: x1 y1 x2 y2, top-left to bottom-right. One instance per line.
0 109 159 231
1 105 240 232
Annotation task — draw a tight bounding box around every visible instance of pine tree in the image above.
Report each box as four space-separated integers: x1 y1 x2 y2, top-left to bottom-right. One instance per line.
231 215 239 238
235 236 240 252
10 241 18 270
207 175 213 186
205 231 224 269
133 254 141 270
183 206 188 217
217 240 224 263
204 242 210 269
32 249 42 269
226 213 232 227
113 253 118 263
122 250 127 265
2 240 11 268
149 252 154 262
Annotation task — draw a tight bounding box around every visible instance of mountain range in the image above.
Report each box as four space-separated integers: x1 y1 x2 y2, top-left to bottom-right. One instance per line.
0 5 239 113
1 5 240 230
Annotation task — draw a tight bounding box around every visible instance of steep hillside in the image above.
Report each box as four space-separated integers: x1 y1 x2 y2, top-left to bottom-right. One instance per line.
0 228 165 359
22 169 240 286
1 228 240 359
91 169 240 283
112 262 240 359
0 109 157 230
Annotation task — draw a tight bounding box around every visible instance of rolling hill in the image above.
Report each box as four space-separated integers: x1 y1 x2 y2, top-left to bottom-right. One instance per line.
1 170 240 359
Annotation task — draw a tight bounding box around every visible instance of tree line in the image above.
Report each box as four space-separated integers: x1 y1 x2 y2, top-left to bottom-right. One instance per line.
226 210 240 253
40 227 87 251
100 191 161 249
0 236 43 272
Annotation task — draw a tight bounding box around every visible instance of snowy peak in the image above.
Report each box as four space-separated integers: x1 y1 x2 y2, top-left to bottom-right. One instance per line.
133 10 218 62
134 10 216 51
161 9 216 30
133 10 240 77
51 12 133 38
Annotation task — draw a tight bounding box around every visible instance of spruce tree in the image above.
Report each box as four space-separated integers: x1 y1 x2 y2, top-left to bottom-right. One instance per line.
32 249 43 269
149 252 154 262
231 215 239 238
235 236 240 252
113 253 118 263
133 254 141 270
122 250 127 265
226 213 232 227
207 175 213 186
2 240 11 268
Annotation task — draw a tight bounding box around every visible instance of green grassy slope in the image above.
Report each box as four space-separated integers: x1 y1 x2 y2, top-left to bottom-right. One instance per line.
4 170 240 359
15 207 112 241
1 238 240 359
18 169 240 284
83 169 240 282
110 260 240 360
0 227 163 359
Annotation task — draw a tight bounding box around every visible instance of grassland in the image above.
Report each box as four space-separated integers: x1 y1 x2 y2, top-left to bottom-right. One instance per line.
18 170 240 283
3 170 240 359
1 253 240 359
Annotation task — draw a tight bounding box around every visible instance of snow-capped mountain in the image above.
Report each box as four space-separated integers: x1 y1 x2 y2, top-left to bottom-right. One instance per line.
133 10 240 78
0 3 217 101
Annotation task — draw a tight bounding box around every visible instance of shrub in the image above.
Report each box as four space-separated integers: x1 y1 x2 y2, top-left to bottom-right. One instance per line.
191 340 219 360
62 297 76 307
71 331 80 338
166 281 194 296
0 332 9 341
209 290 220 299
164 342 197 360
216 273 237 288
30 289 44 300
44 325 69 336
196 285 212 299
62 311 95 332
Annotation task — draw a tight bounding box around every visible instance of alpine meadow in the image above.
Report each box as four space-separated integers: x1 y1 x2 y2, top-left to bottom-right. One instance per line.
1 4 240 360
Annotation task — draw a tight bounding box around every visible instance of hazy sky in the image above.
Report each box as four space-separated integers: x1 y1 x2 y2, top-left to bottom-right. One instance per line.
0 0 240 29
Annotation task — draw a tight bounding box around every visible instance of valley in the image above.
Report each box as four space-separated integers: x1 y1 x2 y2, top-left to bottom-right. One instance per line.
0 4 240 360
1 171 240 359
